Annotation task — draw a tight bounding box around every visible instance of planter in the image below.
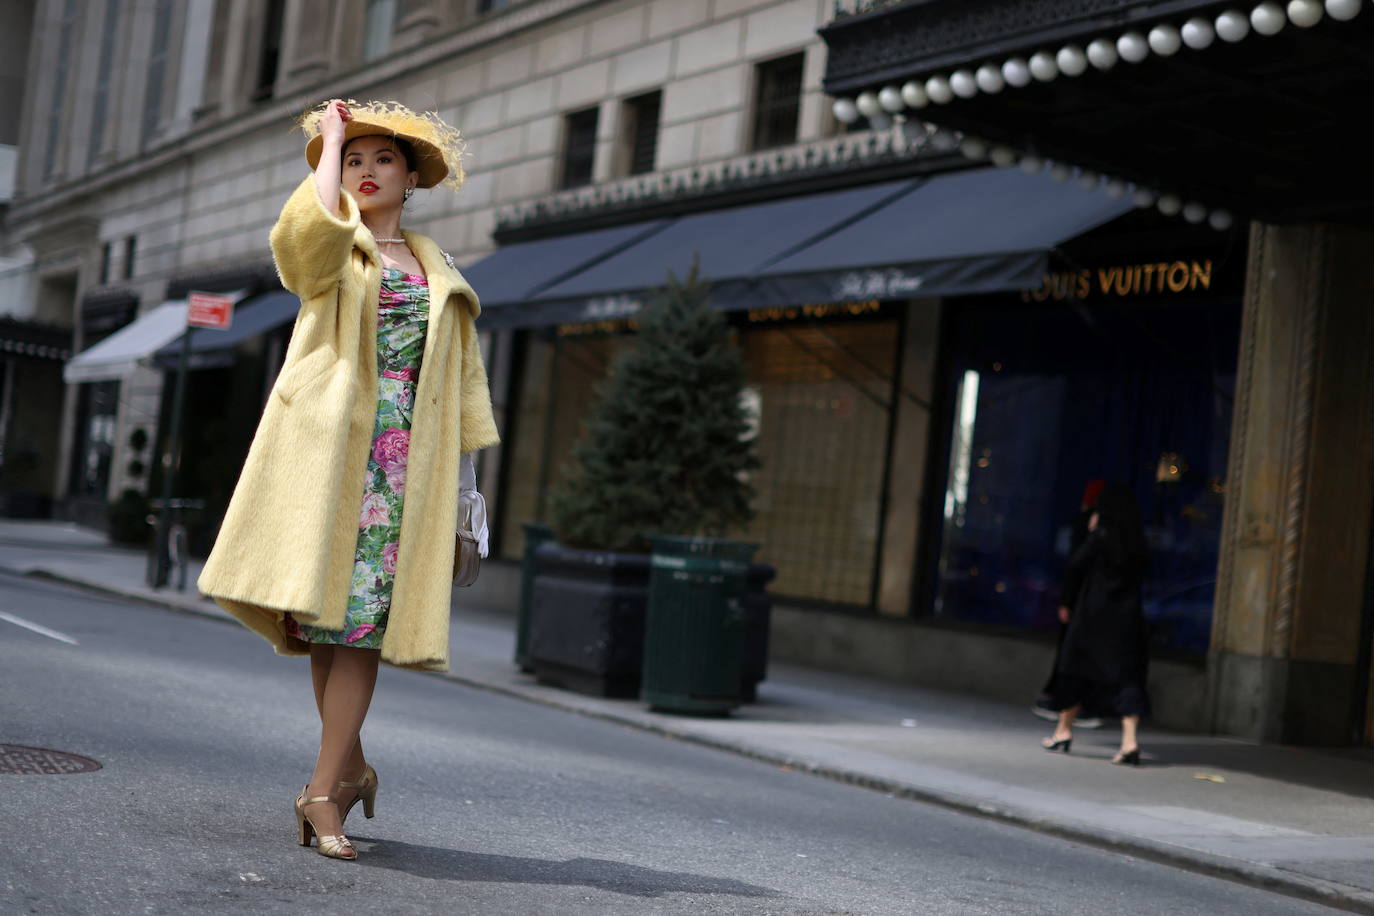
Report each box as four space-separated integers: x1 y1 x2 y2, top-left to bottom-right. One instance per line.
527 540 775 702
527 542 651 698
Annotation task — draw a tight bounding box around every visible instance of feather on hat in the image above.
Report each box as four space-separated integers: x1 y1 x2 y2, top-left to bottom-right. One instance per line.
300 99 466 190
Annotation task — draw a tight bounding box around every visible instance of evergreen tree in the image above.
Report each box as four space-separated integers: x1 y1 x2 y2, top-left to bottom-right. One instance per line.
550 268 759 553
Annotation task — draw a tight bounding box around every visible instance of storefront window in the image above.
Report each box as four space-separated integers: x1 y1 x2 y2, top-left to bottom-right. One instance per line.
69 381 120 499
497 333 630 559
738 321 899 605
932 299 1240 654
498 314 902 609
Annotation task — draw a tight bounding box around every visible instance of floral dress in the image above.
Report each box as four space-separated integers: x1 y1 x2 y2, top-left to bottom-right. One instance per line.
286 268 429 649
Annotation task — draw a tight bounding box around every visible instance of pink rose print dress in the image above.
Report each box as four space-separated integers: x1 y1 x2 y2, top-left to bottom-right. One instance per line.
286 267 429 649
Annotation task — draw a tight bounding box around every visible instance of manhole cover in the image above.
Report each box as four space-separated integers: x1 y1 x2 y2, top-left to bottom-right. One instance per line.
0 744 102 775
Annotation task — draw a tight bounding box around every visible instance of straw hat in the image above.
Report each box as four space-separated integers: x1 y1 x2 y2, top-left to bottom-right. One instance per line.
300 99 466 190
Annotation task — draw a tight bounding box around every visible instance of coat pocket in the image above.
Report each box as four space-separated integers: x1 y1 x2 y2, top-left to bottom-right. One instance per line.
273 346 338 404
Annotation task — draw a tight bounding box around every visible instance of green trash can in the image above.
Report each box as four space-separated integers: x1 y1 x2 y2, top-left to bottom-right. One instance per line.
642 535 758 715
514 522 554 672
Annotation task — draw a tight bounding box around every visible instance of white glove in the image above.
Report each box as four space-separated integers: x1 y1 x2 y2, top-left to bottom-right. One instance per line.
458 451 489 559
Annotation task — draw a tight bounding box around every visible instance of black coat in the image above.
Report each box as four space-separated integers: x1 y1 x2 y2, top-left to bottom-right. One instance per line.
1057 527 1150 694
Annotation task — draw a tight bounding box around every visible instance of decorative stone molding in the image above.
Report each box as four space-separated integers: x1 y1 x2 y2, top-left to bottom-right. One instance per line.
165 261 280 299
1211 229 1260 642
0 316 74 361
494 127 959 239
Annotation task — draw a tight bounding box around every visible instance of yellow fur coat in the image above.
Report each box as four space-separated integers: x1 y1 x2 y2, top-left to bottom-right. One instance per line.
198 176 499 671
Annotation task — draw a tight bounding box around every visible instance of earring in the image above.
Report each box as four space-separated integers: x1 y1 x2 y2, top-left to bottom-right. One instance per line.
404 187 414 201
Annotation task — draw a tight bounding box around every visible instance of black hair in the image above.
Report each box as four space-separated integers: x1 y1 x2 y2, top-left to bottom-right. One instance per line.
1096 483 1149 578
342 134 418 173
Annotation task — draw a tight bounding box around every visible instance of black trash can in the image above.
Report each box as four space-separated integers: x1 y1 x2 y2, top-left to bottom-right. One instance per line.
514 522 554 672
642 536 758 715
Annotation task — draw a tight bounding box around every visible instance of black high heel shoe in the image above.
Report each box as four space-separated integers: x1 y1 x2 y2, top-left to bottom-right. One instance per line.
1041 736 1072 754
1111 748 1141 766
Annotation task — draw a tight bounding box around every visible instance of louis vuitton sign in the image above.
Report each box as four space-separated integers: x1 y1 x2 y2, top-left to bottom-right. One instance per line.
1021 259 1216 303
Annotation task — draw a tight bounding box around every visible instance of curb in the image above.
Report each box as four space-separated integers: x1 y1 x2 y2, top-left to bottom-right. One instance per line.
14 565 1374 914
427 668 1374 916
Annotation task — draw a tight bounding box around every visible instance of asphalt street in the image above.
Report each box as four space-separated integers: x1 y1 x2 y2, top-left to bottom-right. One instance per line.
0 571 1348 915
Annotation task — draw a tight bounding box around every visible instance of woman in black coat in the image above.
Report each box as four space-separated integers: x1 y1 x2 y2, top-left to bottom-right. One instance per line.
1041 484 1150 765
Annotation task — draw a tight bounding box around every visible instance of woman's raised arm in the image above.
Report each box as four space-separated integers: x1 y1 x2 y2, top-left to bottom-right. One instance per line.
313 100 351 215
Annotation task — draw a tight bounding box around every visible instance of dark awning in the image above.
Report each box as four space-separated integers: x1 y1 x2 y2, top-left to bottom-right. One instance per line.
490 181 918 328
152 289 300 370
474 167 1132 330
463 220 672 315
753 167 1134 305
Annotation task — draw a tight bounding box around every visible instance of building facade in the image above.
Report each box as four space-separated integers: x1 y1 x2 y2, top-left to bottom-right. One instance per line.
7 0 1363 744
817 0 1374 745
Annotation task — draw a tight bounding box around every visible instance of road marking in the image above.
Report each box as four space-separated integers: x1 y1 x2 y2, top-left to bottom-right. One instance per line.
0 611 79 645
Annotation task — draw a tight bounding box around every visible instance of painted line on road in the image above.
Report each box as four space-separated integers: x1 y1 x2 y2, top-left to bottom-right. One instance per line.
0 610 79 645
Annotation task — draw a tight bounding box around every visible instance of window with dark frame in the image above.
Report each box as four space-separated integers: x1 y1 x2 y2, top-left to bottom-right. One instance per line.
560 107 599 190
251 0 287 100
123 237 137 281
99 243 112 285
142 0 174 141
478 0 511 11
624 91 662 176
751 52 805 151
362 0 397 60
88 0 123 166
43 0 78 178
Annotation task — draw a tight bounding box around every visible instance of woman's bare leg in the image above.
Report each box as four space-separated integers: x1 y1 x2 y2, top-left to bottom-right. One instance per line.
1042 705 1078 748
1119 714 1140 755
309 646 368 796
1055 705 1078 741
302 645 381 837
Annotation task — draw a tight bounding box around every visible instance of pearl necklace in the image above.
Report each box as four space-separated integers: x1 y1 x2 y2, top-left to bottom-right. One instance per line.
374 237 405 243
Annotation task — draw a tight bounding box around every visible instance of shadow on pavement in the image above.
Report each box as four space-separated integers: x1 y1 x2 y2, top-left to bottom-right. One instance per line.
355 839 780 900
1124 742 1374 798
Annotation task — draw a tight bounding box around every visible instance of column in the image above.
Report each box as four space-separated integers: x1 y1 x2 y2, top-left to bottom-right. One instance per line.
1210 222 1374 744
875 298 940 616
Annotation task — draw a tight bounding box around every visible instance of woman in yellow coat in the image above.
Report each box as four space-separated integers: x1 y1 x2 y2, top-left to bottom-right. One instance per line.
199 100 499 859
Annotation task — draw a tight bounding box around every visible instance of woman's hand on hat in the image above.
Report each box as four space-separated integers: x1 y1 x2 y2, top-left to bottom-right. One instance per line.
319 100 352 147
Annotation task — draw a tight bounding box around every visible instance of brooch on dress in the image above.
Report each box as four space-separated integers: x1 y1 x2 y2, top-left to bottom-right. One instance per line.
442 250 455 269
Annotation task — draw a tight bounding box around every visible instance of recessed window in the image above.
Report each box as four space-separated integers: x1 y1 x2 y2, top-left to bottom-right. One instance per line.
251 0 286 100
99 243 112 285
43 0 79 177
123 236 137 281
363 0 397 60
623 91 662 176
478 0 511 11
88 0 122 165
142 0 174 142
560 107 599 190
751 52 805 151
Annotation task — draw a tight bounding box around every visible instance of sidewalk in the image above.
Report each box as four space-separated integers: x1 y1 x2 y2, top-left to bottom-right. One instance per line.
3 518 1372 913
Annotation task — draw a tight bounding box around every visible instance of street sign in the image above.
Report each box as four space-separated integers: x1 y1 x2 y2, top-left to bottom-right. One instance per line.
187 291 234 330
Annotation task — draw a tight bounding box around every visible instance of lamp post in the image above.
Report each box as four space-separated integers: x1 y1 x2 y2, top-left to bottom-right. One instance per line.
151 291 234 589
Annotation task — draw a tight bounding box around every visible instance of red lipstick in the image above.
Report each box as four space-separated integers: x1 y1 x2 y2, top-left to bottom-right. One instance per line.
359 181 379 194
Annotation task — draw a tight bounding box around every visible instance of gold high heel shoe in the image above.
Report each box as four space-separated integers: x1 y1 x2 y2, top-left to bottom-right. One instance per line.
338 764 378 824
295 790 357 860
